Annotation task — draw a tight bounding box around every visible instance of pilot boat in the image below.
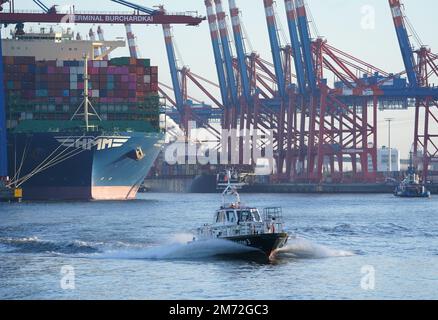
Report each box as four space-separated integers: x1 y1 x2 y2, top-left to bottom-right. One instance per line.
194 172 289 260
394 153 431 198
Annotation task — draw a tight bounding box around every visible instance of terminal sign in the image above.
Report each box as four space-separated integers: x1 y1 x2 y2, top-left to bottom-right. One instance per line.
73 14 155 24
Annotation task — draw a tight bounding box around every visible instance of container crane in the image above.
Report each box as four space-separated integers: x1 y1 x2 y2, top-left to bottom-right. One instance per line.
388 0 438 182
284 0 306 93
110 1 186 123
97 26 109 60
88 28 100 59
111 0 158 15
33 0 49 13
228 0 251 104
0 0 205 25
262 0 286 98
214 0 240 128
205 0 230 112
125 24 139 59
295 0 317 92
388 0 418 87
162 22 186 119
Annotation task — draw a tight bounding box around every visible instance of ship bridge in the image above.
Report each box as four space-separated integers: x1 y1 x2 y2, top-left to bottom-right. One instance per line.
2 28 125 61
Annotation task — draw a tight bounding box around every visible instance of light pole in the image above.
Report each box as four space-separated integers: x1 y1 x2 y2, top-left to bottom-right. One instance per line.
385 118 394 175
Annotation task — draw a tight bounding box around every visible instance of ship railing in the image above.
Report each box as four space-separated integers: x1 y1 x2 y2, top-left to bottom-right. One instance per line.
263 207 284 233
197 223 265 238
263 207 283 222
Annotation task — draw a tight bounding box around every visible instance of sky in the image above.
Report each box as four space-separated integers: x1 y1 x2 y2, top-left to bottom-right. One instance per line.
7 0 438 158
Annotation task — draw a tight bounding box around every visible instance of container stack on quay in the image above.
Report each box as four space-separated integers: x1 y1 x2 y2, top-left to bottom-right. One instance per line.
3 56 160 129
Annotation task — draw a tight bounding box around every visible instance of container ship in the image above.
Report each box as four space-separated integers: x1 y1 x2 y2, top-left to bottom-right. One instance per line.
2 27 164 200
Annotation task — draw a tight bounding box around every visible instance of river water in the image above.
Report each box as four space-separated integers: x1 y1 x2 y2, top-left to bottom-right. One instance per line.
0 193 437 299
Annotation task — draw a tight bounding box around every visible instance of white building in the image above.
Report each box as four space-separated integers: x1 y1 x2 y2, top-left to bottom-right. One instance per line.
376 146 400 172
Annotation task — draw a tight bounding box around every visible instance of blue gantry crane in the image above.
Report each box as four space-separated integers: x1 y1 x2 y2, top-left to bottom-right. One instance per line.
228 0 251 104
262 0 286 98
284 0 306 94
111 0 158 15
205 0 230 112
294 0 317 92
388 0 418 87
214 0 240 125
33 0 49 13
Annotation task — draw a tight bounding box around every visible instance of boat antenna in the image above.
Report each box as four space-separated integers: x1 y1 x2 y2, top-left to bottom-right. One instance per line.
222 170 241 206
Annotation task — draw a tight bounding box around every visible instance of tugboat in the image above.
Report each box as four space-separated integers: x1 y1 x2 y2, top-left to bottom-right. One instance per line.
194 171 289 261
394 153 431 198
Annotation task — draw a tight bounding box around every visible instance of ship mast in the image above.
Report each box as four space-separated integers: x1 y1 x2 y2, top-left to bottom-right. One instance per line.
222 170 241 206
84 53 90 131
70 53 101 131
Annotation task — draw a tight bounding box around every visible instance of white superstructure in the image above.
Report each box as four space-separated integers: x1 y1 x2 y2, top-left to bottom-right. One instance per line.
2 27 125 60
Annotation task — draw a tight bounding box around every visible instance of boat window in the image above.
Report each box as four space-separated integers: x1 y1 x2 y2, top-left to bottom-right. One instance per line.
252 209 261 222
216 211 226 223
226 211 236 223
237 210 252 222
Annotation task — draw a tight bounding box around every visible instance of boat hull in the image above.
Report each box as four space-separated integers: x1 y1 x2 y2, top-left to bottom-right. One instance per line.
394 191 431 198
394 186 431 198
7 131 163 201
222 233 289 261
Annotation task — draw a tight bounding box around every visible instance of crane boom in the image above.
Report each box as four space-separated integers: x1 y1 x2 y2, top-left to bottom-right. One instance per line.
163 23 184 110
228 0 251 103
110 0 157 15
294 0 317 92
214 0 240 110
125 24 138 58
33 0 49 13
284 0 306 93
205 0 230 108
263 0 285 97
388 0 418 87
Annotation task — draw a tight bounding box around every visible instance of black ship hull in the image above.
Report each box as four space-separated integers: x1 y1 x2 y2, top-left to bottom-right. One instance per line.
7 131 163 201
221 233 289 261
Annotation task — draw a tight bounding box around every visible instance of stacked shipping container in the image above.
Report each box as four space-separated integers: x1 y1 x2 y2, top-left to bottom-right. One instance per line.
3 56 160 128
